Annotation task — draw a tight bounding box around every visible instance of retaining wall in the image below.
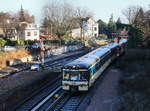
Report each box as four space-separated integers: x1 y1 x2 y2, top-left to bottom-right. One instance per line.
8 45 83 66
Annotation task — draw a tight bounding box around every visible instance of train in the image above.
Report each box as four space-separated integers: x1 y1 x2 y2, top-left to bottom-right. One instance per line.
62 39 127 91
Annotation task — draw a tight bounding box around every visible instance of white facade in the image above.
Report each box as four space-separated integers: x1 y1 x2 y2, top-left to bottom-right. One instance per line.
18 22 40 41
71 18 99 39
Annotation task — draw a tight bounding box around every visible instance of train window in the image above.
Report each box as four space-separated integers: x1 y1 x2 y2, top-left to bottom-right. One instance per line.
71 73 78 80
89 69 92 77
100 59 104 67
95 63 99 72
93 67 96 74
63 70 89 81
80 71 89 81
70 72 81 81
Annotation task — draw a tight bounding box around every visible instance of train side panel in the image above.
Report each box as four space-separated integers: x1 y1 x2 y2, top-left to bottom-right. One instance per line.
62 39 128 92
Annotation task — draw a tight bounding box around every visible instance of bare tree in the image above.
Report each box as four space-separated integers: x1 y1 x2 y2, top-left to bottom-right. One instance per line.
43 1 76 38
0 12 11 37
122 6 140 24
42 1 93 40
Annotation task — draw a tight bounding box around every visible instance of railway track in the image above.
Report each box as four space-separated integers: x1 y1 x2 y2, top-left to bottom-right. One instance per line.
52 92 86 111
10 76 62 111
10 50 90 111
4 50 89 76
30 86 62 111
29 88 86 111
33 90 87 111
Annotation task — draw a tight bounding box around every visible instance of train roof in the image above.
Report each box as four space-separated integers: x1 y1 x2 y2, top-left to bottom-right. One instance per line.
119 39 127 44
64 39 127 69
101 42 118 49
64 47 110 69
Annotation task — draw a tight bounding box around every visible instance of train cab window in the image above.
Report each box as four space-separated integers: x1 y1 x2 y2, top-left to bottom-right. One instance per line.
79 71 89 81
71 73 78 80
64 71 88 81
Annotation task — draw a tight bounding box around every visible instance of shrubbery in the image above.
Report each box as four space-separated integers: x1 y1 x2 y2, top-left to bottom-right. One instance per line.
0 37 6 48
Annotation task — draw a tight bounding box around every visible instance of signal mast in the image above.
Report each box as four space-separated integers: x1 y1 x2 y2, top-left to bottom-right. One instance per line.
39 34 51 66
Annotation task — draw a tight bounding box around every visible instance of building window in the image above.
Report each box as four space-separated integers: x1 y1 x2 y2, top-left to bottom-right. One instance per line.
94 27 97 31
95 34 97 37
27 32 31 36
34 31 37 36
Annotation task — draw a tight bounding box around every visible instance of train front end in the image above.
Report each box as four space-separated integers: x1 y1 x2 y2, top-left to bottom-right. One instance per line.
62 68 89 92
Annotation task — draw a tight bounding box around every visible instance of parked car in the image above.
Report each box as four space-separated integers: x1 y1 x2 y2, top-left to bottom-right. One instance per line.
30 64 42 72
32 43 41 49
1 46 16 52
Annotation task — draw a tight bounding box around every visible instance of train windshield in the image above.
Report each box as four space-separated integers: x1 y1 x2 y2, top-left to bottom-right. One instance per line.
63 70 88 81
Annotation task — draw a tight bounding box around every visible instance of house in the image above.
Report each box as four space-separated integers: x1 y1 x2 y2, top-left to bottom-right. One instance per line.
7 28 18 40
71 17 99 39
0 27 17 40
18 22 40 41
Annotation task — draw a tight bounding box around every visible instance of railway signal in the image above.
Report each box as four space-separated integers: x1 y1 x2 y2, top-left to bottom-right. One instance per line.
40 34 51 66
111 33 120 56
116 36 120 56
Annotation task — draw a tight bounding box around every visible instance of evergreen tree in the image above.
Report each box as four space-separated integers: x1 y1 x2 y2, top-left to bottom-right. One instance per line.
19 5 25 22
31 15 35 23
97 19 107 34
107 14 116 38
116 17 121 24
134 7 145 26
128 25 144 48
145 10 150 35
43 17 49 27
116 17 123 31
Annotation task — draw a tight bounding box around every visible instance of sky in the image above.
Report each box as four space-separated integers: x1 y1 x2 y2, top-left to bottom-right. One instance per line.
0 0 149 25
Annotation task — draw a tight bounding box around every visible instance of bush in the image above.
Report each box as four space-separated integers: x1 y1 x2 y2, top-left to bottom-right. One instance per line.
127 26 144 48
0 38 6 48
24 40 35 45
5 39 17 46
17 40 25 45
63 32 72 42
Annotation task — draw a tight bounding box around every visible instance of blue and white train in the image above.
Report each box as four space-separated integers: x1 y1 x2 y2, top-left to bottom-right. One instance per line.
62 39 127 91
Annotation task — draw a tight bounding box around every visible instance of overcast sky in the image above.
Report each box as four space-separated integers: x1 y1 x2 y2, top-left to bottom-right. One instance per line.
0 0 149 25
